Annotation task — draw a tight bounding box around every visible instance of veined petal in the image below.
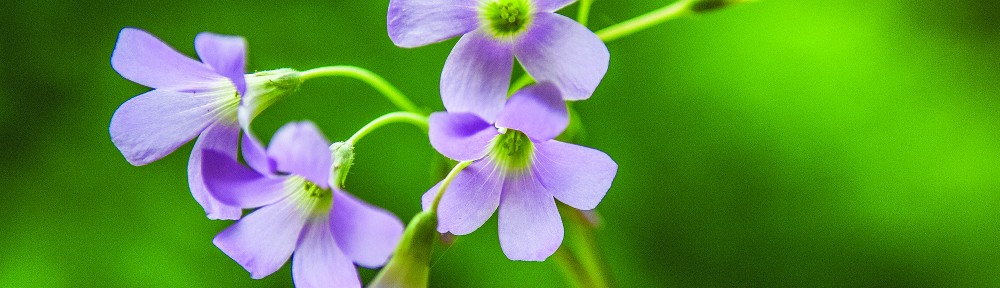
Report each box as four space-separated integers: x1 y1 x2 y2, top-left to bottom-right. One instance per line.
202 149 291 209
514 13 609 101
498 173 563 261
111 28 221 90
441 30 515 122
109 88 238 166
213 197 309 279
195 32 248 96
429 159 504 235
330 190 404 268
534 0 577 12
495 83 568 141
188 123 243 220
241 132 275 175
267 122 332 188
292 218 361 288
387 0 480 48
533 141 616 210
429 112 499 161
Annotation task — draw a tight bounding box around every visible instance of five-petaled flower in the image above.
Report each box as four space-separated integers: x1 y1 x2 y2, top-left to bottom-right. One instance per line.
109 28 299 220
422 83 617 261
388 0 610 122
203 121 404 288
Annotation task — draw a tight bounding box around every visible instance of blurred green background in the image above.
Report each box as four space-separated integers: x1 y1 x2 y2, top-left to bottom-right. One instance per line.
2 0 999 287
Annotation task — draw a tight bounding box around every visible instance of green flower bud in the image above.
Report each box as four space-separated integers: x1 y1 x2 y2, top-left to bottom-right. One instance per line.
328 141 355 188
368 211 439 288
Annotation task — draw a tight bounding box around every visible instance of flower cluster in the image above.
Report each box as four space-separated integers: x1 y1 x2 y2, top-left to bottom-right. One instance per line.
109 0 745 286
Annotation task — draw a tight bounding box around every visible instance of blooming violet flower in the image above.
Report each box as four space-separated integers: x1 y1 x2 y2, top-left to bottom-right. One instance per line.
387 0 609 121
422 83 617 261
109 28 299 220
203 122 404 288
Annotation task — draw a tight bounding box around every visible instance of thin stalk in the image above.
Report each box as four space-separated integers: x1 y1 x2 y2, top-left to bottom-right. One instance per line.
346 111 428 146
430 161 474 212
595 0 694 42
299 66 424 114
576 0 595 27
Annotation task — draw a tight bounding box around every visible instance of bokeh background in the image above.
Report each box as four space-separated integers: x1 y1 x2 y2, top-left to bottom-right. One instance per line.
2 0 999 287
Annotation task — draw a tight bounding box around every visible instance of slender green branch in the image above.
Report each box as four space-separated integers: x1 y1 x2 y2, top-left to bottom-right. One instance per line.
576 0 595 27
299 66 424 114
430 161 473 212
345 111 428 146
594 0 694 42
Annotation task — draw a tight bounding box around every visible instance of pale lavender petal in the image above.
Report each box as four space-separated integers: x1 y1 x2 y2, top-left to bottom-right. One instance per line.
202 149 290 209
534 0 577 12
187 123 243 220
495 83 568 141
111 28 220 90
241 132 274 175
387 0 479 48
428 112 499 161
432 159 504 235
514 13 609 101
109 89 234 166
213 197 308 279
293 218 361 288
330 190 404 268
441 30 515 122
195 32 248 96
266 122 332 188
533 141 616 210
498 173 563 261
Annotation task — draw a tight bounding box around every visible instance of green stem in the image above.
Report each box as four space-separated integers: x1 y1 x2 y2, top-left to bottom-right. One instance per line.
576 0 595 27
430 161 474 212
299 66 424 115
594 0 694 42
560 204 615 288
346 111 428 146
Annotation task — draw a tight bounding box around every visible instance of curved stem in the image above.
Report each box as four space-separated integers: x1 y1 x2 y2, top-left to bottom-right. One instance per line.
299 66 424 115
430 161 474 212
595 0 694 42
346 111 428 146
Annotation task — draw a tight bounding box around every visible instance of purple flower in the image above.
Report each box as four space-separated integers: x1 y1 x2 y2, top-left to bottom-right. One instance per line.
421 83 617 261
387 0 609 121
109 28 298 220
203 122 404 287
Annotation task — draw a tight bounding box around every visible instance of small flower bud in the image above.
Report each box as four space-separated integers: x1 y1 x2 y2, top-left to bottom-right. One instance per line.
368 211 438 288
328 141 355 188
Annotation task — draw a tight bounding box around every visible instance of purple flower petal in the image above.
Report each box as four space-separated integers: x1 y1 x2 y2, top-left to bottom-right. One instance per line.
109 89 234 166
428 112 499 161
202 149 291 209
495 83 568 141
533 141 616 210
213 197 308 279
533 0 578 12
387 0 479 48
330 190 404 268
292 218 361 288
431 159 504 235
266 122 332 188
241 132 275 175
111 28 221 90
498 173 563 261
514 13 609 101
195 32 248 96
441 30 515 122
187 123 243 220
